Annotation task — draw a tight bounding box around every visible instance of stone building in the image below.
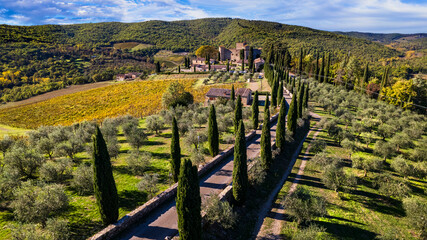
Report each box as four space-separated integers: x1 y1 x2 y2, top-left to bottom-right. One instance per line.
218 42 261 62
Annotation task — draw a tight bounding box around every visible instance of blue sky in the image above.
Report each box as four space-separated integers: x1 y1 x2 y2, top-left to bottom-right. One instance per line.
0 0 426 33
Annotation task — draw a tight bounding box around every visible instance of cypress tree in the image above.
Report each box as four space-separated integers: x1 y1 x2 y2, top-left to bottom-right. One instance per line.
177 159 201 240
287 92 298 136
303 83 309 109
155 61 161 73
93 126 118 225
252 91 259 129
318 54 325 82
208 105 219 157
297 83 305 119
240 49 245 62
277 79 284 106
276 98 288 151
242 59 245 71
264 93 270 112
171 117 181 183
178 65 181 73
208 58 211 71
226 60 230 72
193 65 196 72
234 95 243 133
271 76 278 107
361 63 369 93
248 46 254 71
233 120 248 205
231 85 235 101
298 48 303 77
218 52 221 62
315 52 319 80
325 53 330 83
261 107 272 170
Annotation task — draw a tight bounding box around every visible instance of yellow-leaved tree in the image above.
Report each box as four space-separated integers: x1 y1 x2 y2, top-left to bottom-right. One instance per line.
195 45 218 58
381 78 416 109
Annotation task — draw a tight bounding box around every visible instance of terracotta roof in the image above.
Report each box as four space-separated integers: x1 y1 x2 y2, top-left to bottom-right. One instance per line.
206 88 231 98
254 58 264 63
206 88 251 99
236 88 252 97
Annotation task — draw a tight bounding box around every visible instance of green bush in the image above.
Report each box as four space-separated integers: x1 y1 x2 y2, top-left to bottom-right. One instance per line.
71 164 94 195
203 194 237 229
40 158 72 182
284 186 327 225
126 151 151 175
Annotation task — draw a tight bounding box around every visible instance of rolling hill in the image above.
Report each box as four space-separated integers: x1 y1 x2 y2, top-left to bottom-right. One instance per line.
0 18 401 59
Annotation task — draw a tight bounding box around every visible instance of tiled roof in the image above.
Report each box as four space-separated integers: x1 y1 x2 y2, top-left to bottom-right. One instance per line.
206 88 231 98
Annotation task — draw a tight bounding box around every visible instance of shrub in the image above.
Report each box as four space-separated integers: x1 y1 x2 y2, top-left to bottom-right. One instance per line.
375 174 410 199
71 164 94 195
190 148 205 166
137 173 159 198
322 164 357 192
126 151 151 175
292 224 326 240
352 156 382 177
390 155 415 177
310 139 326 154
222 133 234 144
403 197 427 238
248 158 266 186
284 186 327 225
146 115 164 135
45 218 70 240
40 158 73 182
162 82 194 108
311 151 341 167
8 222 47 240
4 142 45 179
11 182 68 223
203 194 237 229
0 166 20 200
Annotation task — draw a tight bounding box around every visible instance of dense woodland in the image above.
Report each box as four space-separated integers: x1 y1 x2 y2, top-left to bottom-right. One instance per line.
1 18 425 104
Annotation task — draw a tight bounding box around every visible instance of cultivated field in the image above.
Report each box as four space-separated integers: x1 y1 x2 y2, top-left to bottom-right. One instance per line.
0 79 243 129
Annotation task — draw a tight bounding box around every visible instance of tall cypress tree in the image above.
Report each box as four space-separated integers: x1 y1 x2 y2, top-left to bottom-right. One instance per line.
297 83 305 119
303 83 309 109
325 53 330 83
264 93 270 112
155 62 161 73
208 105 219 157
271 76 278 107
315 52 319 80
233 120 248 205
240 49 245 62
93 126 118 225
234 95 243 133
171 117 181 183
361 63 369 93
177 159 201 240
248 46 254 71
252 91 259 130
318 54 325 82
277 79 284 106
217 52 221 62
287 92 298 136
231 85 235 101
298 48 303 77
226 60 230 72
178 65 181 73
261 107 272 170
276 98 288 151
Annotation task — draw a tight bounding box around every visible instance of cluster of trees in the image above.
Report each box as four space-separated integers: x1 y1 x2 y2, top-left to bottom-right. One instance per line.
309 80 426 197
288 47 426 113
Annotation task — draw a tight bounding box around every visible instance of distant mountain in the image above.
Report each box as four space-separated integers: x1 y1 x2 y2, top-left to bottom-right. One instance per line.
334 31 427 44
0 18 400 60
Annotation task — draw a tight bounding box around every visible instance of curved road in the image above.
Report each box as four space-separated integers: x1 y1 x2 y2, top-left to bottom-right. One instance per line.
116 96 282 240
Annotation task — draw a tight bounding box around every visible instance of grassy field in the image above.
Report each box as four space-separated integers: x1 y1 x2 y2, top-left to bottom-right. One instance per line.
0 124 28 137
278 105 426 239
0 79 243 129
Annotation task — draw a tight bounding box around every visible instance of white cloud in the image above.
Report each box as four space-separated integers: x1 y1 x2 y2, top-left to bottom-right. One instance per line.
0 0 425 33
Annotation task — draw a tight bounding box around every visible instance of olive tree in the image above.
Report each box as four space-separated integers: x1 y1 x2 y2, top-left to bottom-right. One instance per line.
202 194 237 229
403 197 427 239
71 164 94 195
137 173 159 198
145 115 164 135
284 186 327 225
4 142 45 179
126 150 151 175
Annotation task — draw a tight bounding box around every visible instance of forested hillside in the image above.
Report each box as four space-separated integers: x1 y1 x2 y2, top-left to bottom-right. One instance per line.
0 18 424 105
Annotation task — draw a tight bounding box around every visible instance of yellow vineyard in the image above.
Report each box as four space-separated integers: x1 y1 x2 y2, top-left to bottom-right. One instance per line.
0 79 243 129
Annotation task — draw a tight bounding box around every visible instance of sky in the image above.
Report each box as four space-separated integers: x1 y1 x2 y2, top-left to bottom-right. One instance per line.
0 0 426 33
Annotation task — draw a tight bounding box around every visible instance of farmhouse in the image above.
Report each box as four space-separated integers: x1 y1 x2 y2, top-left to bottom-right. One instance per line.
116 72 142 81
219 42 262 62
205 87 252 105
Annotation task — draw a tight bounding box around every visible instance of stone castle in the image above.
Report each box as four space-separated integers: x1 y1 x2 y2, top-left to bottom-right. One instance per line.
218 42 261 62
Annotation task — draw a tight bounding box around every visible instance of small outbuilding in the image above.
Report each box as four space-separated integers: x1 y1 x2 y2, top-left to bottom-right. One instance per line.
205 87 252 105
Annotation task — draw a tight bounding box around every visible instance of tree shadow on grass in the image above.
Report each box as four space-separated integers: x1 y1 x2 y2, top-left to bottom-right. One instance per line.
150 152 170 159
113 165 134 175
68 217 103 240
348 189 405 217
162 133 172 138
287 173 327 190
144 140 166 146
119 189 147 212
312 220 377 240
